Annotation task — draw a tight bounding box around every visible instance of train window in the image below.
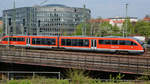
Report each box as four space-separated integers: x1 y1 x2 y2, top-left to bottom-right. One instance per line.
7 37 24 41
17 38 25 41
40 38 44 44
61 39 89 47
72 39 78 46
78 39 83 46
17 38 21 41
36 38 41 44
125 41 131 45
50 39 56 45
99 40 112 45
45 38 49 45
42 39 46 44
22 38 25 41
99 40 118 45
13 38 16 41
9 38 13 41
9 37 16 41
61 39 66 46
112 40 118 45
119 40 126 45
131 41 137 46
83 40 89 46
119 40 137 46
148 39 150 44
3 38 8 41
32 38 36 44
32 38 56 45
105 40 111 44
67 39 71 46
99 40 104 44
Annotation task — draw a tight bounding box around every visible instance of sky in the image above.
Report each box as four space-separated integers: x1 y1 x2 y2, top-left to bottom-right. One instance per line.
0 0 150 19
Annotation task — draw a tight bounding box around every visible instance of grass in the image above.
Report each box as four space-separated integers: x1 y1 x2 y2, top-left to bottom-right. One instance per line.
1 77 150 84
1 69 150 84
2 79 150 84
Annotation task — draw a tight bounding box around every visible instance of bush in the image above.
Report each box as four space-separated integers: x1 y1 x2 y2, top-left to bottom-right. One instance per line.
6 80 31 84
20 80 31 84
66 69 92 84
137 70 150 80
109 73 125 83
7 80 19 84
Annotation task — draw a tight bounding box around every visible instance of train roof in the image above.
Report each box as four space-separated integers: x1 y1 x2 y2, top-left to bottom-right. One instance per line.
3 35 58 37
60 36 137 39
3 35 139 39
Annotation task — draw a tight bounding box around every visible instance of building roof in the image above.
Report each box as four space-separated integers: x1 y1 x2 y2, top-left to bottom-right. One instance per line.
43 4 67 7
112 20 124 24
0 21 2 25
109 17 138 19
143 17 150 21
89 19 110 23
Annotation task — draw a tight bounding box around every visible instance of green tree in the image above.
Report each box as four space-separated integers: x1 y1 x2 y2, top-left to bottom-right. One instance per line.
98 21 112 37
75 22 91 36
90 22 100 36
134 21 150 37
85 22 91 36
0 26 2 34
122 19 135 36
111 24 121 36
75 23 83 35
0 26 2 37
62 31 67 36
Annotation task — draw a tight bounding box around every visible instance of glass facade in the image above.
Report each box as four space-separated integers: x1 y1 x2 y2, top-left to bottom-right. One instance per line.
3 4 91 36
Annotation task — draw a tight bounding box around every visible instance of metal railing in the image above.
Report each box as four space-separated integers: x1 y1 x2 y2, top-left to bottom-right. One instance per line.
0 71 61 80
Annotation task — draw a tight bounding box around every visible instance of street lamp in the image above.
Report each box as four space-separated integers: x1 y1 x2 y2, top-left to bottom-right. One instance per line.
13 0 16 35
13 0 16 8
5 13 10 46
123 3 128 37
82 0 86 36
125 3 128 37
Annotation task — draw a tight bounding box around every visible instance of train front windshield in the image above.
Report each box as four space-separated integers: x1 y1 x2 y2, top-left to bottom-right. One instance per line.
135 39 145 48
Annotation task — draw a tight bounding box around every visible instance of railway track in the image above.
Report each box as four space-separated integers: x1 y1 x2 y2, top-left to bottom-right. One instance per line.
0 46 150 74
1 45 150 56
17 47 150 58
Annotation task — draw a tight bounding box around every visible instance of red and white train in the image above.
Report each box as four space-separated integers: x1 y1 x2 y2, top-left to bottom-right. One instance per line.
0 35 145 54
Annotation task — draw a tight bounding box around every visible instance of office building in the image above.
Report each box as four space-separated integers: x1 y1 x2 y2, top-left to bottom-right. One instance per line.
3 4 91 36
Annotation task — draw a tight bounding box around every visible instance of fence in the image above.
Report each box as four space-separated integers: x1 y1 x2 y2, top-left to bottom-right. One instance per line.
0 71 61 80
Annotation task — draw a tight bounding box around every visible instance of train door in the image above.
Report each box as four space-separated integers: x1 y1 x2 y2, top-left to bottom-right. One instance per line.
91 39 97 49
26 38 30 46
